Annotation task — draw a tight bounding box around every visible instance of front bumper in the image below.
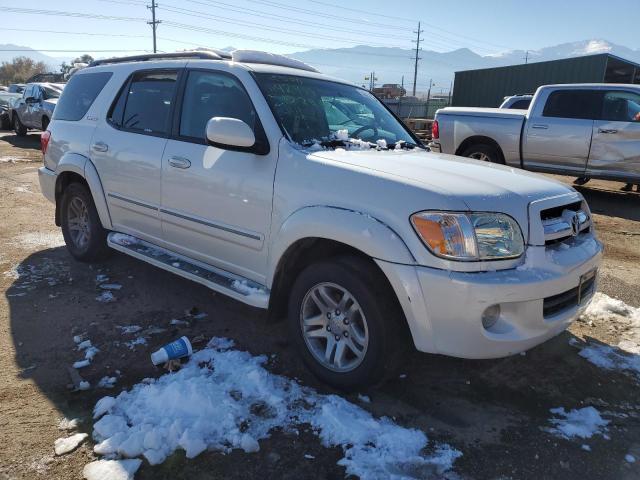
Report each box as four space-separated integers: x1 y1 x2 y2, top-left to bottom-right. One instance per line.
38 166 56 203
376 233 603 359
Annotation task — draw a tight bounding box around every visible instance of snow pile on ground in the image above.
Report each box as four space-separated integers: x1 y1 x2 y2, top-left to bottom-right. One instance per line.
577 293 640 379
90 338 461 478
54 433 88 456
83 459 141 480
15 231 65 250
545 407 609 440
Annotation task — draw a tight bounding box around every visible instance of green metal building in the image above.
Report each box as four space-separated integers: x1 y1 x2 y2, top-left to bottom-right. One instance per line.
452 53 640 107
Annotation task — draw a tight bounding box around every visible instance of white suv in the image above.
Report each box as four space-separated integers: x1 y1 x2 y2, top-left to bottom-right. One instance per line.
38 50 603 389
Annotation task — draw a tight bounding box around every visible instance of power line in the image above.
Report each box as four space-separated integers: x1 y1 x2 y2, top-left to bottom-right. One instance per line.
307 0 416 24
0 27 149 39
0 6 146 21
157 4 411 48
173 0 415 41
0 49 150 52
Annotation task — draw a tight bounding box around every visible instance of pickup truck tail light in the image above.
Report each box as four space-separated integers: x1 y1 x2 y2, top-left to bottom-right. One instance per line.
41 130 51 156
431 120 439 139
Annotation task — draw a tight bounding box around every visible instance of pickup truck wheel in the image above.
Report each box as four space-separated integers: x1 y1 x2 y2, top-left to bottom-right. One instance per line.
288 256 407 390
461 144 504 164
13 114 27 136
60 183 111 262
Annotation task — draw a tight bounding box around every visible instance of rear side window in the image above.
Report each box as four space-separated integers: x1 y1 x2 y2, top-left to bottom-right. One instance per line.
542 90 602 120
109 70 178 135
53 72 112 121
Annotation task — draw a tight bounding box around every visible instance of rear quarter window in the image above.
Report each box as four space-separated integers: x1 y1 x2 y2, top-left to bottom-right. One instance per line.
53 72 113 121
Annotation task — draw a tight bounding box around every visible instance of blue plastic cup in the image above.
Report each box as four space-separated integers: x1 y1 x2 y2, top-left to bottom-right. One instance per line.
151 336 193 365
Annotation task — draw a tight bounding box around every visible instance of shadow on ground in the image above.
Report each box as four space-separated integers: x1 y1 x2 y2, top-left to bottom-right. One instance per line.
575 184 640 222
1 132 42 150
6 245 640 479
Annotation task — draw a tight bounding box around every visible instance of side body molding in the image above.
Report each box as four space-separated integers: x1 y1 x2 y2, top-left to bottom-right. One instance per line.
55 153 113 230
267 205 416 287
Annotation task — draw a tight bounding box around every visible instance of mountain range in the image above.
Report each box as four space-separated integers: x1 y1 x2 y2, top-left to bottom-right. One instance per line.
1 39 638 94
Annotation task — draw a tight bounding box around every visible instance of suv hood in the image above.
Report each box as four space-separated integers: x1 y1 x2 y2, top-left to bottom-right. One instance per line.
310 149 573 206
309 148 576 239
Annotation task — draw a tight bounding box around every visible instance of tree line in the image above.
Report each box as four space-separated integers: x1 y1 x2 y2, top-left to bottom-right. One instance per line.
0 54 94 85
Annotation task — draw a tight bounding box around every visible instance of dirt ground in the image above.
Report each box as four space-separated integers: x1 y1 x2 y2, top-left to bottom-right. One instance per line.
0 131 639 480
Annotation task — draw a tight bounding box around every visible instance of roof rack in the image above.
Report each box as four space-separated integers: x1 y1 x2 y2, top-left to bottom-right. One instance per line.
89 50 231 67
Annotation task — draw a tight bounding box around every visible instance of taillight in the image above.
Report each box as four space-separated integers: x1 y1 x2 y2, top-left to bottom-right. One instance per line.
431 120 439 139
41 130 51 155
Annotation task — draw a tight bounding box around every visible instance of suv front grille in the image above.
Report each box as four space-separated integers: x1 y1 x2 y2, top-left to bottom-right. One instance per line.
540 201 590 245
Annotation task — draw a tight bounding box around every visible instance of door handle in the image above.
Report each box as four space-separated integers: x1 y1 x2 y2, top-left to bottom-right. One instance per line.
91 141 108 153
531 124 549 130
598 128 618 134
168 156 191 169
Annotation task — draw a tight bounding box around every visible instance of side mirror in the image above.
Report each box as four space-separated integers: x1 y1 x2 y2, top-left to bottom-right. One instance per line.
25 97 37 104
206 117 255 150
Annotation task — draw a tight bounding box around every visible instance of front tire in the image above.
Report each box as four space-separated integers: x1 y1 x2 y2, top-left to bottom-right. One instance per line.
13 114 27 136
287 256 408 390
461 143 503 164
60 183 111 262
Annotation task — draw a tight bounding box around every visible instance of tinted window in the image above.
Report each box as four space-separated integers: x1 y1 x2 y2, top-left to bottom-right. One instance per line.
601 90 640 122
53 72 112 121
117 70 177 135
542 90 602 120
179 70 256 140
509 99 531 110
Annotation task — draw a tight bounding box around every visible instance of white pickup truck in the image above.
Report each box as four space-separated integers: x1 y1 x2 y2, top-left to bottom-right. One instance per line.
431 84 640 183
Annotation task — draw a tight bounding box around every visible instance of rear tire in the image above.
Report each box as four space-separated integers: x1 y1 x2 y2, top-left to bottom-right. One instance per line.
461 143 504 164
60 182 111 262
287 255 408 390
13 114 27 136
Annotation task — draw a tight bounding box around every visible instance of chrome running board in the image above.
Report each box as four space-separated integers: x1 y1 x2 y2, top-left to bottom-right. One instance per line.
107 232 269 309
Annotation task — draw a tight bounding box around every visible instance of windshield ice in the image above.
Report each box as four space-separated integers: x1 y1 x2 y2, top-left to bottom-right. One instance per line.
254 73 420 150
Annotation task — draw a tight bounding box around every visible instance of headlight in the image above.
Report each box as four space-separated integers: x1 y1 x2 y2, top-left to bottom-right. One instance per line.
410 211 524 261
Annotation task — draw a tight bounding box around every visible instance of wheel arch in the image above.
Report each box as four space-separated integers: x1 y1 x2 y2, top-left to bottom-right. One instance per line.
266 206 415 323
455 135 505 163
54 154 112 229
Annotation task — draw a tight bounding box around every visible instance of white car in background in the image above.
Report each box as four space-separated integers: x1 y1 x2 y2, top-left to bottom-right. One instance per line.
38 51 602 388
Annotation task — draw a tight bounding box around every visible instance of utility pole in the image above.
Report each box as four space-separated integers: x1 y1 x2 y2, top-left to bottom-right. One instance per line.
524 50 529 64
426 78 433 102
147 1 160 53
411 21 423 97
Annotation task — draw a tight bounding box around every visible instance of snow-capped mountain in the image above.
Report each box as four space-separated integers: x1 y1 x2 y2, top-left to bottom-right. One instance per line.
289 39 640 93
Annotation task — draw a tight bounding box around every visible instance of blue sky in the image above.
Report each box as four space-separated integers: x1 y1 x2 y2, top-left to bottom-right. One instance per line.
0 0 637 59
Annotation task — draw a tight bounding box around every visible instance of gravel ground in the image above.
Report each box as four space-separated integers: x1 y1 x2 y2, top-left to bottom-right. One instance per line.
0 131 639 480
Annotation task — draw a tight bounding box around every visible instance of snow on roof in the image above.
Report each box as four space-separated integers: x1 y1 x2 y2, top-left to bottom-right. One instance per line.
231 50 319 73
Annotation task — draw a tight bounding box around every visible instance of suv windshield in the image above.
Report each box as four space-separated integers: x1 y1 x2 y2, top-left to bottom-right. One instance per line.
254 73 420 150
